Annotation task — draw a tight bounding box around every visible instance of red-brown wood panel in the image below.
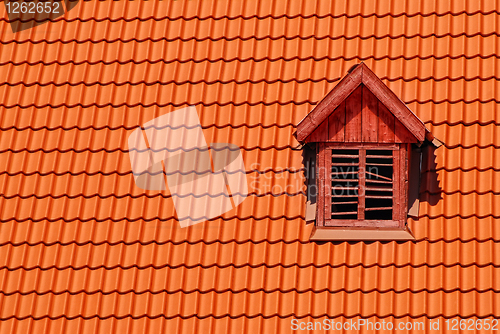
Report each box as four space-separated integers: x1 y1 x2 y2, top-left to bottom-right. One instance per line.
392 145 401 222
316 143 326 226
296 64 362 142
324 147 332 220
378 102 395 143
401 143 409 228
358 149 366 220
395 119 417 143
361 86 379 142
328 101 345 142
306 119 329 142
324 219 400 228
345 85 362 142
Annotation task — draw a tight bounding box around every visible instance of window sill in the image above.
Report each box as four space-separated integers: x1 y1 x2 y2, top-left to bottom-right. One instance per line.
310 225 415 241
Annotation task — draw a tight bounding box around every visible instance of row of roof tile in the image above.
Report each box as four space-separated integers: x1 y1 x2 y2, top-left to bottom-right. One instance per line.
6 0 500 21
0 240 499 269
0 215 499 245
1 192 500 221
0 290 498 319
5 57 500 85
1 264 499 295
2 78 500 107
2 37 500 64
0 195 304 221
6 13 500 42
0 316 485 334
1 123 499 152
2 166 499 198
0 99 498 132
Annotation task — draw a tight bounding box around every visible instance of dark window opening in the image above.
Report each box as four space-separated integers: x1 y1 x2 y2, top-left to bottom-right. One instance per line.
331 149 359 219
329 148 394 221
365 149 393 220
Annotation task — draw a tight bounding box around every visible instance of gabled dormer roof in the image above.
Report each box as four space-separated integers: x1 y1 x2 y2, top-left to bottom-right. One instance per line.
296 63 428 143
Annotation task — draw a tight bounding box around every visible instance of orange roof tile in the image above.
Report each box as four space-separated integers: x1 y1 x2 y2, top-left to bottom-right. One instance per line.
1 0 500 332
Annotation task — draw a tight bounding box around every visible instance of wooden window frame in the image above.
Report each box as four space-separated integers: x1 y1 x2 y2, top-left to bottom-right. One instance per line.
316 142 408 229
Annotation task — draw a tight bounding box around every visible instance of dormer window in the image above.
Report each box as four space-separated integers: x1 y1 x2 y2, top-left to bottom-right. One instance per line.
296 63 433 241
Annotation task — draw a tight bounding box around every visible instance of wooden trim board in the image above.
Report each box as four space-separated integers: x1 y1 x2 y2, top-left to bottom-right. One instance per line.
310 226 416 241
296 65 362 141
296 63 427 143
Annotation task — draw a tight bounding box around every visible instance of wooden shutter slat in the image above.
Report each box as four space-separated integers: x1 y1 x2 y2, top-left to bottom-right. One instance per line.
332 171 358 175
331 186 360 191
331 179 360 183
331 211 358 216
331 194 359 198
331 163 359 166
365 207 393 211
331 154 359 158
366 154 393 159
366 179 392 184
331 201 359 205
365 162 393 166
366 171 392 181
365 187 393 191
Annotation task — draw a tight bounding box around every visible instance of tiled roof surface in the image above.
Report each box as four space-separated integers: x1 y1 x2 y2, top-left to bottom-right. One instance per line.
0 0 499 332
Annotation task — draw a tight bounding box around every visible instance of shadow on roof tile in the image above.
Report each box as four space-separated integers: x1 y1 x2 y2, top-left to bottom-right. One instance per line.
420 144 442 206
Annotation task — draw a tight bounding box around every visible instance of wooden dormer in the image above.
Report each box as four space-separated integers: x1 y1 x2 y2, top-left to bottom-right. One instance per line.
296 63 426 144
296 63 430 241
